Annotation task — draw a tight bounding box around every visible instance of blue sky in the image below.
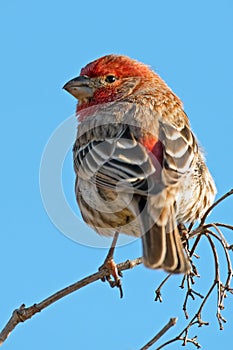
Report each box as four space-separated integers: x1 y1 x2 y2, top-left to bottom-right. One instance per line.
1 1 233 349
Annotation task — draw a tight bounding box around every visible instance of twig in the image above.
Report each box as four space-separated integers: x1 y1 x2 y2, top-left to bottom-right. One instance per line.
154 274 172 302
189 234 202 258
0 257 142 345
200 188 233 225
157 334 201 349
206 226 233 288
140 318 177 350
204 232 228 330
181 274 204 320
212 222 233 232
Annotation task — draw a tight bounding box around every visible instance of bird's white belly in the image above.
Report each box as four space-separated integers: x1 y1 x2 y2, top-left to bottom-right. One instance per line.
78 179 141 236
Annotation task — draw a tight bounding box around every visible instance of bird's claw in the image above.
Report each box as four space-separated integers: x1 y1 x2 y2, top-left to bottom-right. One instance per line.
99 258 123 298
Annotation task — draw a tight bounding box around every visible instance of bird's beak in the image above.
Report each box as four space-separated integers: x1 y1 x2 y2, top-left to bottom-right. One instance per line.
63 76 94 100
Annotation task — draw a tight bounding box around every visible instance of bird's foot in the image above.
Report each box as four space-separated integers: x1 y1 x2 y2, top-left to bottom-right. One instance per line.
99 258 123 298
98 231 123 298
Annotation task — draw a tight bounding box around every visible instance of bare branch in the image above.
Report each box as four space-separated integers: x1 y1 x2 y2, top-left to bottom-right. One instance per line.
200 188 233 224
157 334 201 349
140 318 177 350
154 274 172 302
0 257 142 345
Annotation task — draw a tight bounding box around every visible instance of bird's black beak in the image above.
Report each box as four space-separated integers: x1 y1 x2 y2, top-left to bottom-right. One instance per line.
63 76 94 100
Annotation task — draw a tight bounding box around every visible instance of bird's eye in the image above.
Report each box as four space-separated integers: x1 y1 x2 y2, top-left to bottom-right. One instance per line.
105 75 117 83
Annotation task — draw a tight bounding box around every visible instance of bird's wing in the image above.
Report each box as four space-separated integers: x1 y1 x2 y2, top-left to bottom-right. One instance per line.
138 113 196 273
144 112 199 225
158 113 198 187
73 123 163 195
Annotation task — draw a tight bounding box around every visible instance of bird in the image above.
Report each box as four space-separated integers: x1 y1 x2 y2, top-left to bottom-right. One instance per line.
63 54 216 274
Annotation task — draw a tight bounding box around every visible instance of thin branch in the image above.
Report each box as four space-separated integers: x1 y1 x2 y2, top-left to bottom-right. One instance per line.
154 274 172 302
189 234 202 258
140 318 177 350
207 225 233 287
0 257 142 345
200 188 233 225
213 222 233 231
157 334 201 350
181 274 204 320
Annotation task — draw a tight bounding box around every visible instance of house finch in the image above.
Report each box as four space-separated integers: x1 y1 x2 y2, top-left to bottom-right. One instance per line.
63 54 216 273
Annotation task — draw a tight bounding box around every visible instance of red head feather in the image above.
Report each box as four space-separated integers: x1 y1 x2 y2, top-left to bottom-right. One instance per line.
80 54 154 78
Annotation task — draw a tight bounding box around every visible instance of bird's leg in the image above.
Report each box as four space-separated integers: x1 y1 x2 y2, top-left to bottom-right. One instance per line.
178 223 200 276
99 231 123 298
178 223 190 255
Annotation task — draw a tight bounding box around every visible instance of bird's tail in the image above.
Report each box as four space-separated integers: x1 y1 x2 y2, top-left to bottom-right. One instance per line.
140 204 190 273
